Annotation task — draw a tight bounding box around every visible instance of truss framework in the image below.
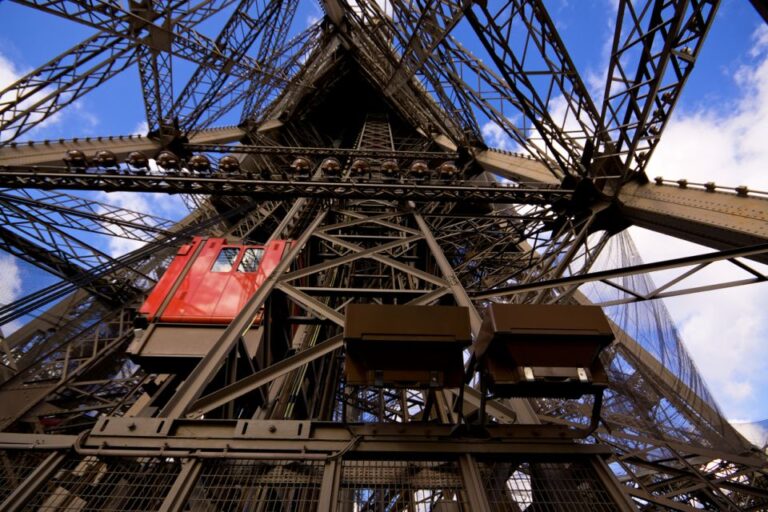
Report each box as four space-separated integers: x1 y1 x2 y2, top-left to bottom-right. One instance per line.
0 0 766 510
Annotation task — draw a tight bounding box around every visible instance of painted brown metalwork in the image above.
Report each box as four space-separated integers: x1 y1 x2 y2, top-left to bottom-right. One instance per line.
0 0 766 510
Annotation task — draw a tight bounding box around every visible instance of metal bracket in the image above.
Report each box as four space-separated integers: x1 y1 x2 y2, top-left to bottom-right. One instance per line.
93 416 173 437
235 420 311 439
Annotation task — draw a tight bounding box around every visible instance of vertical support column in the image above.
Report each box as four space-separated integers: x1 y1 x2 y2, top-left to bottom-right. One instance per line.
413 211 539 424
0 451 66 512
531 207 609 304
458 454 492 512
590 455 639 512
158 458 202 512
161 209 328 418
268 198 309 242
412 211 481 333
317 458 340 512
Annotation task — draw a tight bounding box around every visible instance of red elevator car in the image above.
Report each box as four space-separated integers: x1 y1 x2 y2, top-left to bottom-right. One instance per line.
139 237 290 324
129 237 291 370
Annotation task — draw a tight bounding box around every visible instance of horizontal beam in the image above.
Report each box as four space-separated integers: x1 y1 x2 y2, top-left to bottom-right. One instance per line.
0 126 244 167
471 242 768 301
0 422 613 457
625 487 701 512
186 143 460 160
293 286 433 296
0 135 159 167
0 170 570 204
619 182 768 264
475 149 560 185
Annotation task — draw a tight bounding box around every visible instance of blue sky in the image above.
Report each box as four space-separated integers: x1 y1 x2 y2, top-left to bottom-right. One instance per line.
1 0 767 423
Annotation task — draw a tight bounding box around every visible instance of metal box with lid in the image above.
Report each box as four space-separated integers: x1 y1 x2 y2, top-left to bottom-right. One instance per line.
475 303 613 398
344 304 471 388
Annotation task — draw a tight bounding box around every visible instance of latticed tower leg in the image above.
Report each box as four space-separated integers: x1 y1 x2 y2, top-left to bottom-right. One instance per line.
0 0 767 509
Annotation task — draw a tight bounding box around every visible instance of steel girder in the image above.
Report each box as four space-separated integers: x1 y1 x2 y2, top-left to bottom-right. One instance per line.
0 199 153 296
172 0 298 134
339 0 481 142
238 21 323 125
136 41 175 134
0 168 570 204
0 0 239 143
0 0 766 509
0 189 174 241
601 0 720 180
194 21 322 134
186 142 460 160
10 0 262 78
381 0 472 95
0 126 244 167
132 0 239 133
465 0 605 178
333 6 472 144
473 241 768 305
619 180 768 261
475 148 561 185
0 32 137 144
0 189 178 325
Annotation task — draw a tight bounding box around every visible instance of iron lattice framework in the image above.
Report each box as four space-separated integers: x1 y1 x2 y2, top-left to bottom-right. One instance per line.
0 0 767 510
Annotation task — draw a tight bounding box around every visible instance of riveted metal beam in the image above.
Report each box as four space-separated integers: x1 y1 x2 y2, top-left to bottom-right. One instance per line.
619 181 768 263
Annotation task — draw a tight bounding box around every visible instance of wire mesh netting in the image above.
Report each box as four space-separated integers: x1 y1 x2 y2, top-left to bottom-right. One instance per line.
337 460 468 512
0 449 51 502
580 231 749 452
184 459 324 511
479 460 618 511
21 455 180 511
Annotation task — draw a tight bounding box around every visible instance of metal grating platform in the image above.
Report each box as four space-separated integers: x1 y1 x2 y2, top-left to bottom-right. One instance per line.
22 455 180 511
479 460 618 511
0 450 50 503
338 460 468 511
184 459 324 511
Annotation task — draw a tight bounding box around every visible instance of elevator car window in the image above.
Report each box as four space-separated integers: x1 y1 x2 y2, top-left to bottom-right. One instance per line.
238 248 265 272
211 247 240 272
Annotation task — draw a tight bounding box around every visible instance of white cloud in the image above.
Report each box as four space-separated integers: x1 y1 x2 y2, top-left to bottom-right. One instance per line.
345 0 392 18
133 120 149 136
0 254 23 337
0 254 22 305
481 120 517 151
731 420 768 448
584 0 619 94
0 52 20 91
673 284 767 406
646 28 768 190
1 52 102 141
106 236 147 258
96 190 186 257
70 100 99 130
97 191 152 257
627 29 768 420
750 24 768 58
0 52 25 142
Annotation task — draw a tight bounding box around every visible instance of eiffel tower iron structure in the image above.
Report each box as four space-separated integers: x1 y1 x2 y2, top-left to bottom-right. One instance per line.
0 0 767 510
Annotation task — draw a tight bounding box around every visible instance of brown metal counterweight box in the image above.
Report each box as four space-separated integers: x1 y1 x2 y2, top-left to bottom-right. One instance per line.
344 304 471 388
475 303 614 397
